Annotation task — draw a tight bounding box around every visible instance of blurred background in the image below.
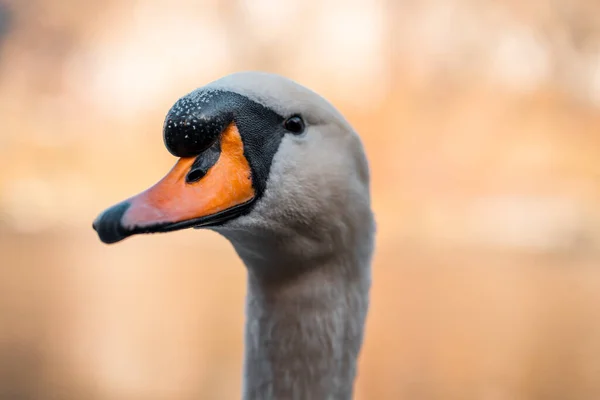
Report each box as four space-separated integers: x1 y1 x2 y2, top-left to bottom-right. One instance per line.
1 0 600 399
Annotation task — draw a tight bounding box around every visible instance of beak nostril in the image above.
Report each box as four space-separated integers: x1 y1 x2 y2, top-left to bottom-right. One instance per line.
185 135 221 184
186 168 206 184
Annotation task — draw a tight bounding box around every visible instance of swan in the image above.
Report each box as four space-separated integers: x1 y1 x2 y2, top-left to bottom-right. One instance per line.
93 71 375 400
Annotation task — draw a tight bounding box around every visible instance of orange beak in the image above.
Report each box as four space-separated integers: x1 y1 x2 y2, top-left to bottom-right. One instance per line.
93 123 255 243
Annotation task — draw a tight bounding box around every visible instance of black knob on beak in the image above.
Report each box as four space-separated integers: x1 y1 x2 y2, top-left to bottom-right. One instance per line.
163 93 232 158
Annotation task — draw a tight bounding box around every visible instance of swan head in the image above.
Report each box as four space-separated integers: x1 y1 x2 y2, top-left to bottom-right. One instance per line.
93 72 374 260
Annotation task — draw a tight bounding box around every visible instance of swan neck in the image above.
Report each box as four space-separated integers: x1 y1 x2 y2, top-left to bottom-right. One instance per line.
240 252 371 400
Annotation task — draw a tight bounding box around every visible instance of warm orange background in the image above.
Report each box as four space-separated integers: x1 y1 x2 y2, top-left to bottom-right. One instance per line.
1 1 600 399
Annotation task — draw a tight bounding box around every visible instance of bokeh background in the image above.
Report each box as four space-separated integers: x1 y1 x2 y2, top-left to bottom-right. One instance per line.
1 0 600 399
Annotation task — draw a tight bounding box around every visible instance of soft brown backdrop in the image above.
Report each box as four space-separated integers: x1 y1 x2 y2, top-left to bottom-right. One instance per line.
1 0 600 399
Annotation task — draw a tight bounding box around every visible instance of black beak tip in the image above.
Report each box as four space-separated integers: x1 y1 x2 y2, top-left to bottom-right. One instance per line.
93 201 132 244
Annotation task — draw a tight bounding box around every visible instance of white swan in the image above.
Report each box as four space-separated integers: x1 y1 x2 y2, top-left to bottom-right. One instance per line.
93 72 375 400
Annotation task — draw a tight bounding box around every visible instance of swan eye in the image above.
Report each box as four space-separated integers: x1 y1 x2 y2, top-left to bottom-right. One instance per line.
283 115 305 134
